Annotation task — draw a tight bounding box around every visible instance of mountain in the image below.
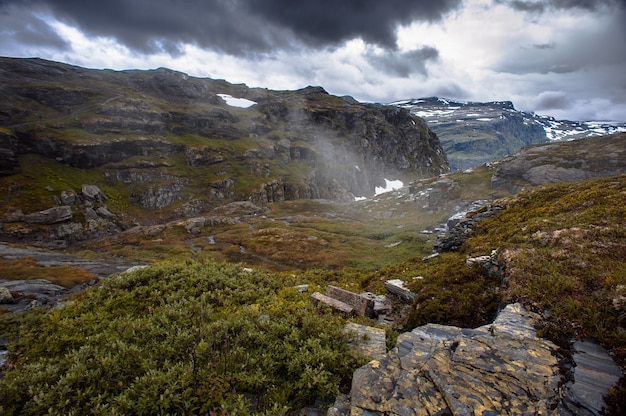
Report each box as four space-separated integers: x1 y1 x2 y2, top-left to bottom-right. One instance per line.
0 57 448 245
391 97 626 170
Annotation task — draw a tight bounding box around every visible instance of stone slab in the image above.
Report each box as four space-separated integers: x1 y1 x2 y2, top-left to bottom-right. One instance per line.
327 285 375 318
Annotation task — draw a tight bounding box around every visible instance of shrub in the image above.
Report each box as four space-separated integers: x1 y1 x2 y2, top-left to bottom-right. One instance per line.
0 260 364 415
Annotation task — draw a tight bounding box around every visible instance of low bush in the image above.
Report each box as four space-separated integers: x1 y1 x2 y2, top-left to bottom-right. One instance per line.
0 260 365 415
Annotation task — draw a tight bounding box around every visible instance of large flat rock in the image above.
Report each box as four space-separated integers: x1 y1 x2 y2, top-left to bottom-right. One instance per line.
339 303 622 415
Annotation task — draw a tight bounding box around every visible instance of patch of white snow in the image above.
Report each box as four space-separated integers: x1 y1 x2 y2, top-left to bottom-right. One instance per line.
217 94 257 108
375 179 404 195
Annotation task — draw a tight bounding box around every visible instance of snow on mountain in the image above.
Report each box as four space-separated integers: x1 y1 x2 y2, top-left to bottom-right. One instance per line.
391 97 626 142
390 97 626 170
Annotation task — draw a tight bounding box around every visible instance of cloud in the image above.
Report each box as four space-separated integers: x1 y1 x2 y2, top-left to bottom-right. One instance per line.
0 3 69 53
534 91 570 110
366 46 439 77
246 0 463 49
0 0 624 122
497 0 625 12
0 0 463 56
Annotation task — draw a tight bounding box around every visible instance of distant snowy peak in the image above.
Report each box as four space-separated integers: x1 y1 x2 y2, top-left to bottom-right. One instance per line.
391 97 626 142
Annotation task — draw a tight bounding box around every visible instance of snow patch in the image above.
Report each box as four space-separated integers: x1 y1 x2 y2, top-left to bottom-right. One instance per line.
375 179 404 195
217 94 257 108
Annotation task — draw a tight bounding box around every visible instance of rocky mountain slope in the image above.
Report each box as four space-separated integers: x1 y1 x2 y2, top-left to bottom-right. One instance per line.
391 97 626 170
0 57 448 246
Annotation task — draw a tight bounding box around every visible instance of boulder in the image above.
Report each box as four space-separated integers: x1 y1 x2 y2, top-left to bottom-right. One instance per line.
383 279 416 304
23 206 72 224
343 323 386 360
81 184 107 202
0 287 14 304
327 285 375 318
339 303 621 415
311 292 354 315
96 206 117 219
60 190 77 205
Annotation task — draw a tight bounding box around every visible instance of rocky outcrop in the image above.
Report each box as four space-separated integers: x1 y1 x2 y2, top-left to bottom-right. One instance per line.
491 133 626 193
23 206 72 225
434 203 505 252
334 303 621 415
0 185 126 246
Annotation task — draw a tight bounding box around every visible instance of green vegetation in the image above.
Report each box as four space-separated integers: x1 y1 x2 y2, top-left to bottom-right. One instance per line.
0 261 366 415
467 176 626 352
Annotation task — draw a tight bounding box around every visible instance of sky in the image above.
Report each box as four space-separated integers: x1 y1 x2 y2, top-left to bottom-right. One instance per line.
0 0 625 121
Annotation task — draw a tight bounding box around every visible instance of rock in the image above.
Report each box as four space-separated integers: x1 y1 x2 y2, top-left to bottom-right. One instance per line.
96 206 117 219
491 134 626 193
0 287 14 304
23 206 73 224
344 322 386 360
560 341 623 415
327 394 351 416
327 285 375 318
184 217 206 234
60 190 77 205
81 184 107 202
311 292 354 315
383 280 416 304
465 249 502 279
0 279 67 312
84 207 99 220
293 284 309 293
338 303 622 415
0 279 66 297
2 209 23 223
434 203 504 252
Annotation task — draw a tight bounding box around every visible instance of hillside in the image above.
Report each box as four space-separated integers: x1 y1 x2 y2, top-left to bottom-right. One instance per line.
392 97 626 170
0 57 448 248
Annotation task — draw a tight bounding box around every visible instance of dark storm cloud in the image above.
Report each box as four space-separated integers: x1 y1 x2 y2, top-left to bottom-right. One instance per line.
0 0 463 56
535 91 570 110
0 3 69 52
367 46 439 77
246 0 463 49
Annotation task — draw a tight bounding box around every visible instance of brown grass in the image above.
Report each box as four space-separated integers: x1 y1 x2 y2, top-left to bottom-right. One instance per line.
0 257 96 288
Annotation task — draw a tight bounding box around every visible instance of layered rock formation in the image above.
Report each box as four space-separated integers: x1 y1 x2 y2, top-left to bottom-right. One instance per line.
332 303 621 415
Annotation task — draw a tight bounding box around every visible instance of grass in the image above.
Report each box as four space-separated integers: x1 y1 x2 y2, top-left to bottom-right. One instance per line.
462 175 626 357
0 257 96 288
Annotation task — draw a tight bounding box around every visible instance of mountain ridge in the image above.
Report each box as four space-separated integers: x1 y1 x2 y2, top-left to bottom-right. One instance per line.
0 57 448 246
391 97 626 170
